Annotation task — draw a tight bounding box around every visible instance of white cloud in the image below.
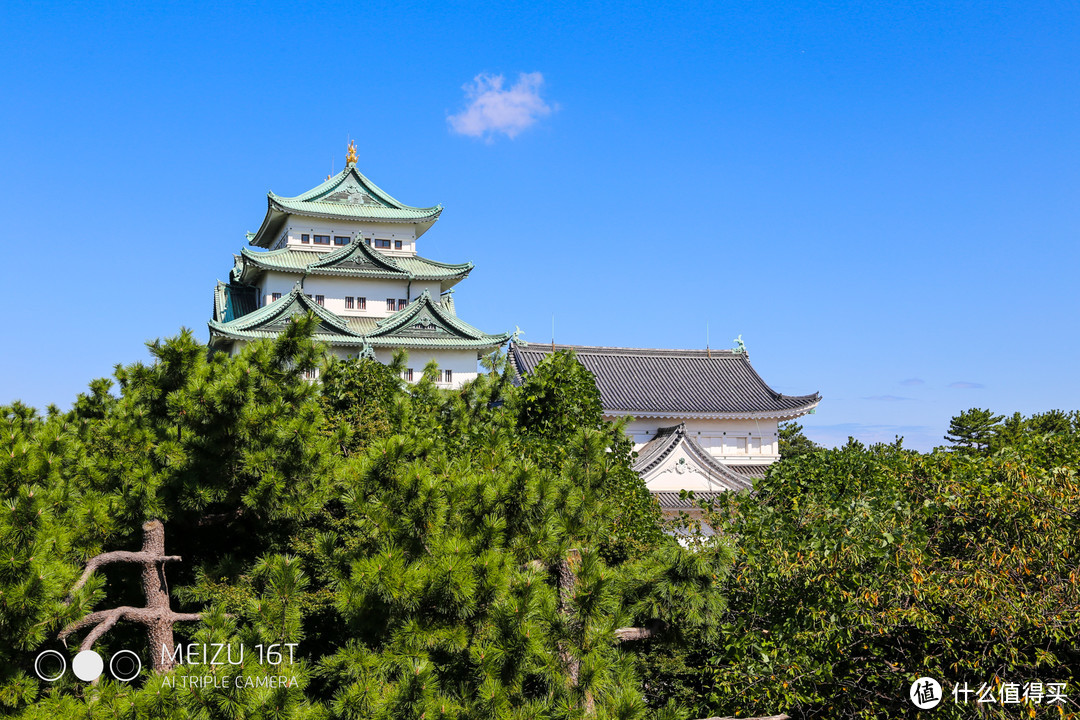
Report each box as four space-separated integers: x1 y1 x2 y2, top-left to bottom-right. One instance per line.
448 72 554 140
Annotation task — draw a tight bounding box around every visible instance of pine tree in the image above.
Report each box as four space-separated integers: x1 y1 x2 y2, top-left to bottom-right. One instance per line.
943 407 1003 454
5 329 737 719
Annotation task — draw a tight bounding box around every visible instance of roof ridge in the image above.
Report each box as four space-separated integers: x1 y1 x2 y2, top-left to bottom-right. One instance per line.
512 342 741 357
274 165 440 213
306 238 404 273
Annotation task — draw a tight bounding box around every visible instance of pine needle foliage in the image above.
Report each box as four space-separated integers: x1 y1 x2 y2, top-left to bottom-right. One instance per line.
1 323 724 719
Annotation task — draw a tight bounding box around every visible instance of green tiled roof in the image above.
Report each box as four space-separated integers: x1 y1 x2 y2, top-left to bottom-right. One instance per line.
212 281 258 323
364 290 510 349
208 285 509 352
250 164 442 248
209 284 368 346
232 242 472 286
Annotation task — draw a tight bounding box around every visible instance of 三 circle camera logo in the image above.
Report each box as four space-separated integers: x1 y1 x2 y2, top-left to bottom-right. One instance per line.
34 649 141 683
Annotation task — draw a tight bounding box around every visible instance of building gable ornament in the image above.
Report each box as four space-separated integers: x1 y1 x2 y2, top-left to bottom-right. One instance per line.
673 457 698 475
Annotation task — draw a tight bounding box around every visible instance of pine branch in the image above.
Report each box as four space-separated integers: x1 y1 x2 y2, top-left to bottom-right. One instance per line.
613 619 667 642
66 551 182 602
58 520 202 671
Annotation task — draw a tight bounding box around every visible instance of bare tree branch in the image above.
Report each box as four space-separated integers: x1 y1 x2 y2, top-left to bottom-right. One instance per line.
58 520 201 672
66 551 182 602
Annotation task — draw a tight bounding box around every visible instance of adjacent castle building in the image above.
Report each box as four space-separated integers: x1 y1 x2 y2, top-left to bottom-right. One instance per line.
509 343 819 509
208 144 820 504
208 141 509 387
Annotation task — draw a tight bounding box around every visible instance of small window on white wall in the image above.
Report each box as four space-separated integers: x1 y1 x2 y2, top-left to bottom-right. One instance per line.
443 369 453 384
271 292 282 301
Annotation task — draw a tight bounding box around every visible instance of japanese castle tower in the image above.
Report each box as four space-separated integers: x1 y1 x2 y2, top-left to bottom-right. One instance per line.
208 142 820 504
209 141 509 387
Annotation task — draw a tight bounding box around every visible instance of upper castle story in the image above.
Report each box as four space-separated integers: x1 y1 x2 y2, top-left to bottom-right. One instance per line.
248 140 442 258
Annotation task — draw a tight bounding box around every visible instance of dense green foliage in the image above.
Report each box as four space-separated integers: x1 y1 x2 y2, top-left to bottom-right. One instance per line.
777 421 820 461
3 320 1079 719
0 323 725 719
649 416 1080 719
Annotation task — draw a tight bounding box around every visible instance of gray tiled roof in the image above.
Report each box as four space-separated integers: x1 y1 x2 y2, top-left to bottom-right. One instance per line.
509 343 819 417
652 490 727 510
727 464 768 479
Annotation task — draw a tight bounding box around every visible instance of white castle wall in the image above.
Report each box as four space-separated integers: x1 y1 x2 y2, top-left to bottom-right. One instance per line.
372 348 480 387
619 417 780 465
268 219 418 257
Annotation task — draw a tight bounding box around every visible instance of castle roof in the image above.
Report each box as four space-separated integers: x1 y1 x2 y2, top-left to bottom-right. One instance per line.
364 290 510 349
209 283 367 346
208 286 509 353
509 343 820 420
232 241 472 287
250 164 442 248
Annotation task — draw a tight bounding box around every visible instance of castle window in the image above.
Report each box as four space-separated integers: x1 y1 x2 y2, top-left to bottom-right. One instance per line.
443 370 453 384
357 297 366 310
365 238 371 246
394 240 402 250
271 292 282 301
386 298 395 311
397 298 407 310
334 236 349 245
313 235 331 245
402 368 414 382
315 295 325 306
345 296 354 309
374 238 391 249
301 234 309 244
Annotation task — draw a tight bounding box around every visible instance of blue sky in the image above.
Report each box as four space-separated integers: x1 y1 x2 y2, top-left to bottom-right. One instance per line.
1 1 1077 451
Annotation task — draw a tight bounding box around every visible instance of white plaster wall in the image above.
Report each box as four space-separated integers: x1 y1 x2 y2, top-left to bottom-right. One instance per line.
374 348 480 389
620 417 780 465
259 272 414 318
277 218 418 256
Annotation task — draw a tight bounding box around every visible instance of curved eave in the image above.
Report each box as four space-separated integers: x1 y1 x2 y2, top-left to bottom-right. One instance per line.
207 323 370 345
248 199 443 248
606 396 821 422
270 197 442 228
363 335 510 350
249 201 289 248
237 248 472 283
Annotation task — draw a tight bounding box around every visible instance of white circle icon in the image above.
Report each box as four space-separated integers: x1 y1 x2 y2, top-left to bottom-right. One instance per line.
72 650 104 682
910 677 942 709
109 649 142 682
33 650 67 682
